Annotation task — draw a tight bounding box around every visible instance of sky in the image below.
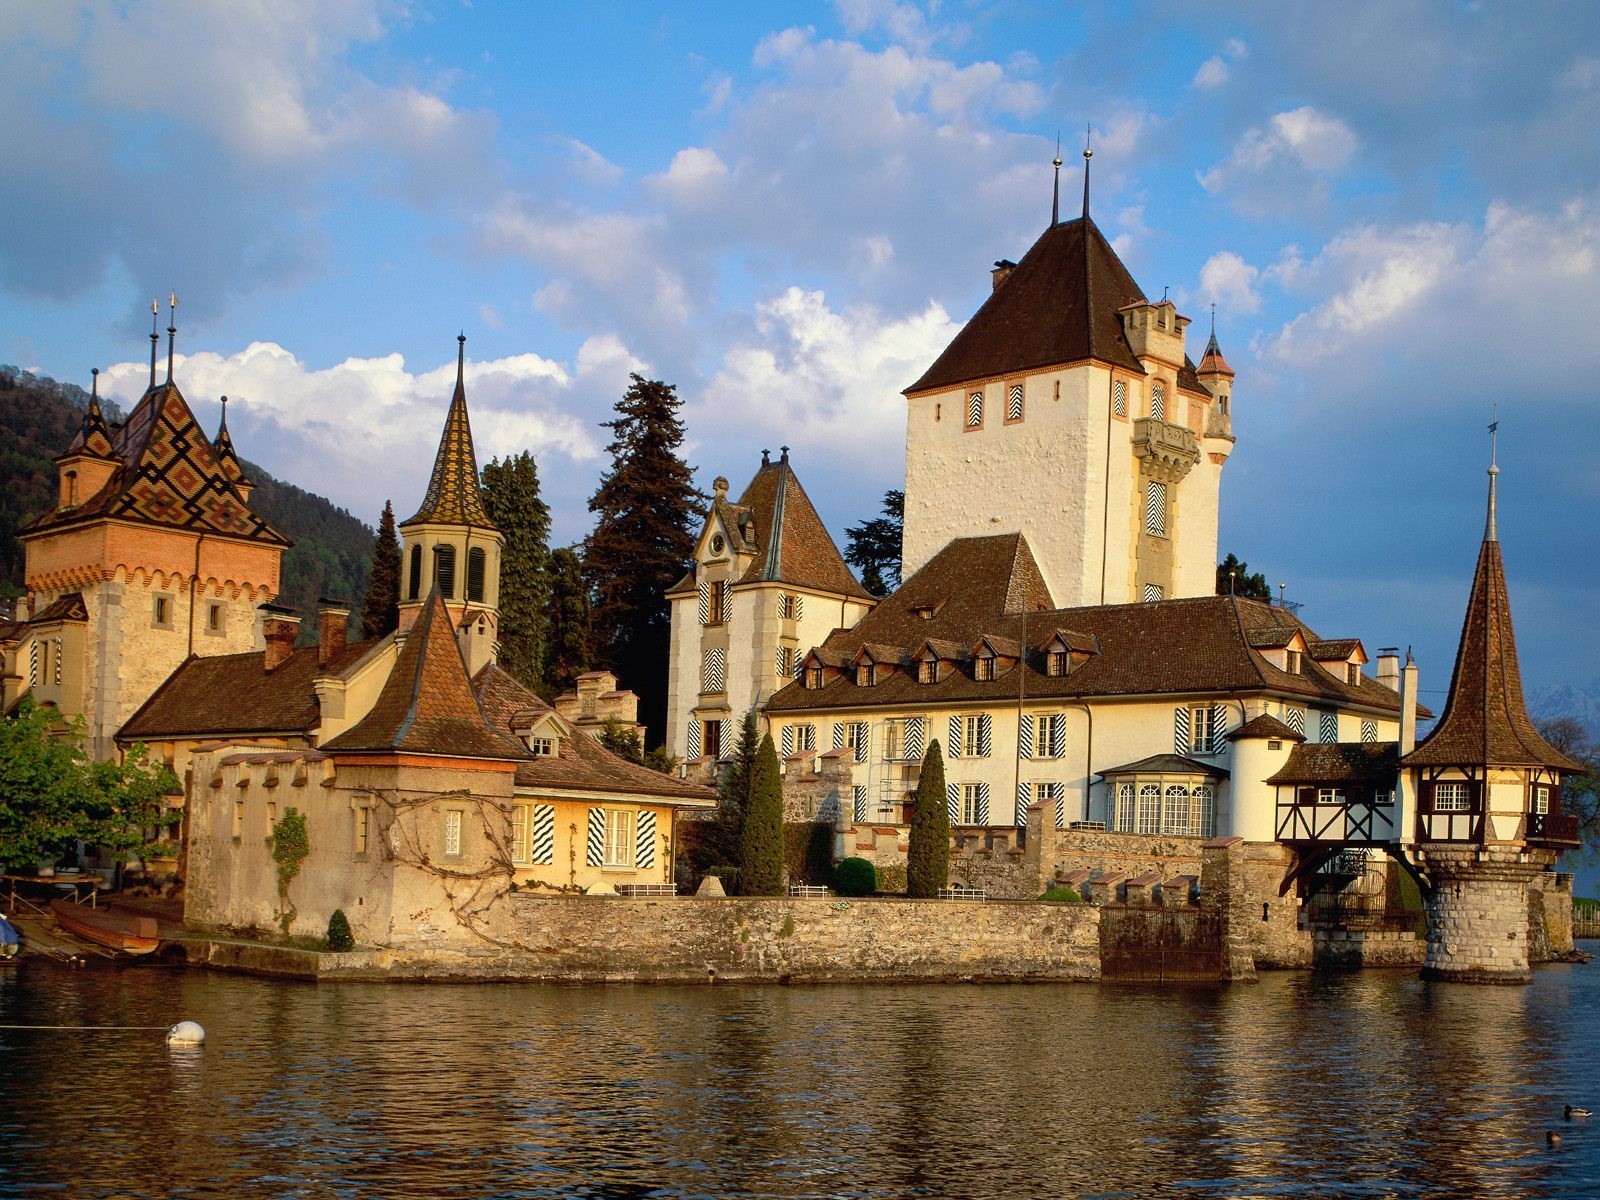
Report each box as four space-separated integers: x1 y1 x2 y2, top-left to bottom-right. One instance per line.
2 0 1599 711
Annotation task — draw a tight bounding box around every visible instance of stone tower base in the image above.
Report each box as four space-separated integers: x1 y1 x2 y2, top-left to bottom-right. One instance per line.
1420 846 1557 984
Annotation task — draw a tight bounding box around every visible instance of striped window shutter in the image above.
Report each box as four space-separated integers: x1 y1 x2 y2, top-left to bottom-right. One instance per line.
1361 720 1378 744
636 811 657 870
698 582 710 624
977 714 992 756
719 719 731 757
948 715 962 758
586 808 604 866
1142 583 1164 603
28 640 38 686
531 804 555 865
853 723 867 763
1019 714 1034 759
1151 382 1165 421
1211 705 1229 742
702 648 725 692
946 782 961 823
719 581 731 619
906 717 925 760
793 594 803 620
1174 706 1191 754
1319 712 1339 744
781 725 795 757
967 391 983 426
1007 383 1023 420
1050 713 1066 757
1113 379 1127 416
1145 481 1167 536
687 721 701 758
1286 707 1305 735
976 782 990 825
852 785 867 822
53 639 61 684
833 722 845 750
1015 781 1031 828
1053 784 1067 830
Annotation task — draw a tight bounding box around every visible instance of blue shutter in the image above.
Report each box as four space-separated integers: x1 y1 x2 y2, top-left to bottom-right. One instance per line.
586 808 604 867
531 804 555 865
906 717 925 760
976 782 990 825
1019 714 1034 759
852 785 867 822
781 725 795 757
948 715 962 758
1174 706 1191 754
977 714 992 757
1015 781 1031 828
636 811 657 869
947 782 960 823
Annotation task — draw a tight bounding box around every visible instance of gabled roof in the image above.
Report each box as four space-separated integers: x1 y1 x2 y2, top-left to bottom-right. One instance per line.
1098 753 1230 779
1308 638 1362 662
1403 473 1580 771
1269 742 1399 786
1227 713 1304 743
22 379 287 546
908 217 1148 393
730 452 872 600
322 588 525 760
401 337 496 530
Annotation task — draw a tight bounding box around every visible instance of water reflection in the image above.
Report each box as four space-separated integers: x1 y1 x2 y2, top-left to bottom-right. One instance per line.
1 965 1596 1198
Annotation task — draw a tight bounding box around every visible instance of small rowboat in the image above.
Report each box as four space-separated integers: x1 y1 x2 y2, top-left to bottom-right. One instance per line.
50 900 160 956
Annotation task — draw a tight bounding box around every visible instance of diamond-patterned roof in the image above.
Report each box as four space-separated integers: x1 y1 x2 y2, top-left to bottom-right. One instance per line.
62 373 115 460
402 337 496 530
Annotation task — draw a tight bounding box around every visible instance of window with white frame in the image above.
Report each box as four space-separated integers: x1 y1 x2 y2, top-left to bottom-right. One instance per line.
1317 787 1346 805
1137 784 1161 834
1115 782 1136 832
1189 706 1218 754
966 391 984 428
1145 481 1167 537
510 804 533 863
443 810 463 857
528 736 554 758
1034 713 1065 758
1161 785 1190 835
960 715 986 757
1192 785 1216 837
1373 788 1395 807
1037 781 1065 829
779 592 802 620
961 783 983 825
1433 782 1471 812
1532 785 1551 815
603 809 636 867
845 721 868 762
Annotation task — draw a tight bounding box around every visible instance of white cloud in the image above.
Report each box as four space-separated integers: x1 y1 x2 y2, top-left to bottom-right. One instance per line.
1192 56 1230 89
1199 252 1262 315
1198 106 1357 214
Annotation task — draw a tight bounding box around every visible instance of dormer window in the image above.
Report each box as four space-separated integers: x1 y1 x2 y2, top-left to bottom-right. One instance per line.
974 656 995 682
857 663 876 687
1346 664 1361 686
1286 650 1302 674
918 659 937 684
805 667 825 690
1047 650 1068 677
528 736 554 757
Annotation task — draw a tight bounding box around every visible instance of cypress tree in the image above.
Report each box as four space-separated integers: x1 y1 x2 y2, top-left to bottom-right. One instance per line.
712 710 760 868
907 739 950 898
543 546 590 696
583 375 700 743
360 500 401 639
481 452 552 691
739 732 785 896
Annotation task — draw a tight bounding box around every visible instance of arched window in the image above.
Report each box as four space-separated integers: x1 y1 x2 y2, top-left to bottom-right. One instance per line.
434 544 456 599
408 544 422 600
466 547 486 603
1137 785 1160 835
1162 785 1190 835
1115 782 1136 832
1150 382 1166 421
1192 786 1215 838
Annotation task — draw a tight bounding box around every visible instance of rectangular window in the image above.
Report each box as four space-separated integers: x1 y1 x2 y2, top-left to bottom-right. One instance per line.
806 667 824 689
703 720 723 760
528 737 554 757
1047 650 1068 677
961 784 982 825
206 602 224 634
1373 789 1395 807
885 720 905 761
1005 382 1024 422
1532 785 1551 815
966 391 984 428
1113 379 1127 417
792 724 815 752
232 799 244 839
974 656 995 682
857 663 876 687
1434 783 1471 812
1137 785 1161 835
918 659 937 684
845 721 868 762
1114 782 1135 832
1145 481 1167 537
778 592 802 620
1316 787 1345 805
510 804 532 863
960 716 982 757
706 581 727 624
776 646 794 679
1189 706 1218 754
1035 714 1065 759
443 810 463 857
354 807 370 856
1286 650 1303 674
604 809 636 867
152 595 172 628
1347 664 1361 686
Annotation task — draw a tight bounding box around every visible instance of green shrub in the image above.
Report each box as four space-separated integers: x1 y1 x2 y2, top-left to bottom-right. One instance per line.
1039 886 1083 903
325 908 354 952
834 857 877 897
739 734 785 895
906 740 950 898
783 821 834 884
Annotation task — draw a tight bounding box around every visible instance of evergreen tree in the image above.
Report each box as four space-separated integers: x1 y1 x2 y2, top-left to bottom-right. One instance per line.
544 546 590 696
739 732 785 896
844 489 904 597
1216 553 1271 601
481 452 552 690
583 375 700 742
710 710 760 868
906 739 950 898
360 500 401 639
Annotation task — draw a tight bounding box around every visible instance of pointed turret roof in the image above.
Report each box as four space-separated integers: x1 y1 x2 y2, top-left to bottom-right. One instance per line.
402 335 496 529
1198 328 1234 377
61 370 116 460
731 450 873 599
211 395 250 488
1403 469 1580 771
321 587 526 759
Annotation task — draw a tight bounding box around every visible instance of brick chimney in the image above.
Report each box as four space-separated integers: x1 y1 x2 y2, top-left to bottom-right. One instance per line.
317 598 350 666
259 606 301 673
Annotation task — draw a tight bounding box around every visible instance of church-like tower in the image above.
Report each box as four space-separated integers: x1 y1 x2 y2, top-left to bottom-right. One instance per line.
900 152 1234 607
398 335 503 676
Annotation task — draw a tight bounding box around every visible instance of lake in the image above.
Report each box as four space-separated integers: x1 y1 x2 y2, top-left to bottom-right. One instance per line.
2 962 1599 1198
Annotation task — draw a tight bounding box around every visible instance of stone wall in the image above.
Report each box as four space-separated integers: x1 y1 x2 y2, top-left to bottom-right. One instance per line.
1036 825 1206 887
1242 842 1312 969
1420 846 1558 983
1312 928 1423 969
1529 870 1576 963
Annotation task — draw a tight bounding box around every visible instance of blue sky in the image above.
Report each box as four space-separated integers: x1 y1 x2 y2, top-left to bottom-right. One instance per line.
3 0 1599 713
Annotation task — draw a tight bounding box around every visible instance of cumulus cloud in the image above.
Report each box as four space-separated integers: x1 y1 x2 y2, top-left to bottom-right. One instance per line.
1199 252 1262 315
1198 106 1357 216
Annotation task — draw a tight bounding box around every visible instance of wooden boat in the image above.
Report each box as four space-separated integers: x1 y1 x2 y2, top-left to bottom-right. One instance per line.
49 899 160 956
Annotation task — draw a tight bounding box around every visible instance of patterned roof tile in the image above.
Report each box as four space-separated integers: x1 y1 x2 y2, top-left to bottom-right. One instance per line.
402 337 496 530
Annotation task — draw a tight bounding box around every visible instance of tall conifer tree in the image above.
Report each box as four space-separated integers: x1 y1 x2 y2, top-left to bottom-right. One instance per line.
481 451 552 691
739 732 785 896
907 739 950 898
360 500 401 639
543 546 590 696
584 374 699 741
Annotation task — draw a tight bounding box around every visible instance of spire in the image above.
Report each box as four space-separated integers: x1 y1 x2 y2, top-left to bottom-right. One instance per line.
1198 304 1235 378
401 335 496 529
165 292 178 384
1051 134 1062 228
1081 126 1093 220
1486 406 1500 542
213 395 248 486
89 366 101 418
65 367 115 459
148 298 160 389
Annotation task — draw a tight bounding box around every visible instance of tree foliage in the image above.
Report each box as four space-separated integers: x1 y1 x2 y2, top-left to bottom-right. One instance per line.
543 546 590 696
361 500 401 639
1216 553 1271 601
844 489 904 597
598 717 644 764
583 375 700 742
906 738 950 897
481 452 553 691
1540 717 1600 862
0 701 175 870
270 807 311 934
739 732 785 895
325 908 355 952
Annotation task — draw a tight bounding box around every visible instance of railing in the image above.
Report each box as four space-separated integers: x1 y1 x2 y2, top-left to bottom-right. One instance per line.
616 883 678 898
1069 820 1107 831
1527 811 1582 848
787 884 829 899
938 886 987 901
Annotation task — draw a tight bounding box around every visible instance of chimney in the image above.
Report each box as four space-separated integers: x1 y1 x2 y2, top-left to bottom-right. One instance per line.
1399 650 1418 755
1376 647 1400 692
991 259 1017 291
259 606 301 673
317 598 350 666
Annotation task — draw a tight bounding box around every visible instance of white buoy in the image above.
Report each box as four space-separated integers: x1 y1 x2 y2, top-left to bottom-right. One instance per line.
166 1020 205 1045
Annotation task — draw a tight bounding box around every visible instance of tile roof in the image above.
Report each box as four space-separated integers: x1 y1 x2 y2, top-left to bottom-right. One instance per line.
907 216 1150 393
730 453 872 599
1097 753 1230 779
767 536 1419 716
28 593 88 624
22 380 288 546
1308 638 1361 661
401 337 496 530
210 396 250 487
1268 742 1399 786
1226 714 1304 743
472 664 716 804
321 588 526 760
62 374 115 460
118 638 378 742
1402 504 1580 771
1197 329 1234 377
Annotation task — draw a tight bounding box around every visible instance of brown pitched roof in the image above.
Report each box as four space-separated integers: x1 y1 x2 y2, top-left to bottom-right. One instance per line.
1308 638 1361 661
1227 714 1304 743
402 338 496 530
29 593 88 624
61 375 115 460
1403 495 1579 771
730 453 872 599
1197 329 1234 378
472 664 715 803
22 380 288 546
907 215 1149 395
322 589 525 760
1268 742 1399 786
118 639 378 742
211 397 250 487
1097 753 1230 779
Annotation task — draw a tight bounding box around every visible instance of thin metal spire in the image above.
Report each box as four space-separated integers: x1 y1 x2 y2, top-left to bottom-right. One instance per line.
218 393 229 433
1486 403 1500 542
1081 125 1093 219
1051 133 1062 227
148 298 159 387
89 367 101 416
165 292 178 384
456 332 466 388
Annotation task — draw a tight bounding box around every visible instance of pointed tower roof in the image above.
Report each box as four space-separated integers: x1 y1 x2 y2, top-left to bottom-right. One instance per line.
322 587 527 759
1403 468 1580 771
1198 328 1234 378
211 395 250 488
402 335 496 529
906 215 1151 395
61 369 116 460
732 449 873 599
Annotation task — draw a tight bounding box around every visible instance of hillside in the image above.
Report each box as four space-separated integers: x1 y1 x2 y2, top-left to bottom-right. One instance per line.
0 365 372 629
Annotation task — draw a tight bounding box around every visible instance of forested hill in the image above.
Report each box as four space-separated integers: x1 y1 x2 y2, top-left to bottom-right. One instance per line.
0 365 373 627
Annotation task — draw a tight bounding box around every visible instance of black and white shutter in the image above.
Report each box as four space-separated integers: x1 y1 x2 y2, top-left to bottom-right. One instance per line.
1174 706 1191 754
977 714 992 757
697 582 710 625
1211 704 1230 746
531 805 555 865
833 722 845 750
948 715 962 758
1285 707 1305 735
781 725 795 757
719 718 731 758
636 811 657 869
946 782 961 823
1361 720 1378 744
687 721 701 758
975 782 990 825
1015 781 1031 828
905 716 925 761
586 807 604 866
852 723 867 763
1049 713 1066 757
1019 714 1034 759
852 785 867 822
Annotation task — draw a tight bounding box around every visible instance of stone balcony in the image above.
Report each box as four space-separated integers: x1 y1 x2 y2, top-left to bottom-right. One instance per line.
1132 418 1201 482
